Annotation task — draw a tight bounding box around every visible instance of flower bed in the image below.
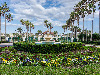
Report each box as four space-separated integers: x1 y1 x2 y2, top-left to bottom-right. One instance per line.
0 46 100 69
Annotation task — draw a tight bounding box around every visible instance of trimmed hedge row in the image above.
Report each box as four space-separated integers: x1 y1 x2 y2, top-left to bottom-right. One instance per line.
13 42 84 54
81 41 100 45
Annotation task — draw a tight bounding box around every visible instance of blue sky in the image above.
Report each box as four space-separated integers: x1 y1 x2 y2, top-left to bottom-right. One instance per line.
0 0 100 35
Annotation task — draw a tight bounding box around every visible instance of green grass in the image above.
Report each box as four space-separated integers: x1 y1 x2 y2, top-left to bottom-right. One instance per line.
0 63 100 75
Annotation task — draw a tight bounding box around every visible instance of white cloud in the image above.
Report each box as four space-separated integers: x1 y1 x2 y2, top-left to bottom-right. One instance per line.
9 0 84 27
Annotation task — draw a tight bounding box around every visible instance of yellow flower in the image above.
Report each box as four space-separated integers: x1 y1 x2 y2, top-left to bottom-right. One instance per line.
93 55 94 57
41 61 46 63
67 58 71 61
68 63 70 64
30 59 32 60
55 62 57 64
84 59 86 61
48 63 50 64
76 58 78 60
87 56 88 58
56 65 57 67
51 60 55 63
58 58 60 60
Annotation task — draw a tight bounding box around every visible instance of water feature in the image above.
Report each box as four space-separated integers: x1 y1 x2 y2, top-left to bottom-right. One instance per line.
35 29 61 44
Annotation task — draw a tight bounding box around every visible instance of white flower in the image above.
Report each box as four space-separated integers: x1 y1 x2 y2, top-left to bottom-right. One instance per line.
96 61 98 63
90 60 92 61
27 57 29 59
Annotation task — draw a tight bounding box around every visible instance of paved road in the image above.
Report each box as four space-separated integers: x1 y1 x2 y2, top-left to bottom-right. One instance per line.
0 43 13 47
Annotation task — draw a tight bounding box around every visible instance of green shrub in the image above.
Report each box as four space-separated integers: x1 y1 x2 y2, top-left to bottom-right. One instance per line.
13 42 84 54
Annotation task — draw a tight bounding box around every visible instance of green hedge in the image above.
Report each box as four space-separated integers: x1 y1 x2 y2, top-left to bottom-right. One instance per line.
81 41 100 45
13 42 84 54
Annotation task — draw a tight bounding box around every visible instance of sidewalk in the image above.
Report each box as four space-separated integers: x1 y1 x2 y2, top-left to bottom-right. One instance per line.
0 43 13 47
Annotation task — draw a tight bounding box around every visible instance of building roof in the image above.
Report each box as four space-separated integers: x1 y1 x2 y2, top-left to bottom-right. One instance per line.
42 31 54 35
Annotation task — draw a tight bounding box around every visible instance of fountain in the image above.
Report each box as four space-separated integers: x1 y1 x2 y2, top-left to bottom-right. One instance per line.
35 29 61 44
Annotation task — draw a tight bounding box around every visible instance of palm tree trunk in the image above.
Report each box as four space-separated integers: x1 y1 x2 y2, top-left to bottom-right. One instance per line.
0 14 1 41
74 28 75 38
30 26 31 37
76 28 77 39
86 28 87 41
72 21 74 38
5 15 6 41
91 20 93 41
27 26 28 40
83 17 84 41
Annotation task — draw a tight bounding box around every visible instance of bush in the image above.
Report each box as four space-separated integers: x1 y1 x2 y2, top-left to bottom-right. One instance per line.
13 42 83 54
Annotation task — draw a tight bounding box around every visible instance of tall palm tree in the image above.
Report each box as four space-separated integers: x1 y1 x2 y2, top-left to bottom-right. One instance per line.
62 25 66 32
20 19 30 40
70 12 75 38
5 13 13 41
98 2 100 35
48 23 53 34
44 20 50 31
0 2 10 41
29 22 34 37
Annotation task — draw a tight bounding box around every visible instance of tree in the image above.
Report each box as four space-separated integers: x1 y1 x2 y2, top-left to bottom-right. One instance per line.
17 27 23 35
37 30 42 35
44 20 50 31
48 23 53 34
70 11 75 38
0 2 10 41
54 31 58 36
5 13 13 41
29 22 34 36
62 25 66 32
20 19 30 40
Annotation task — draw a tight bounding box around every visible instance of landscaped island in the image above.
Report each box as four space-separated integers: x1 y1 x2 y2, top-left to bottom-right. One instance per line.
0 42 100 74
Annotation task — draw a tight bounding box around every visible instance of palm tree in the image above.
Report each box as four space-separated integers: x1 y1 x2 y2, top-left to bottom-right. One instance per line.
62 25 66 32
0 2 10 41
98 8 100 36
54 31 58 36
70 11 76 38
48 23 53 34
37 30 42 35
29 22 34 37
44 20 50 31
20 19 30 40
17 27 23 35
5 13 13 41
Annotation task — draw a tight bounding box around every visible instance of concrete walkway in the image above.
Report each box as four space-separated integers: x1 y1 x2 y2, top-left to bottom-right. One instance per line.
0 43 13 47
